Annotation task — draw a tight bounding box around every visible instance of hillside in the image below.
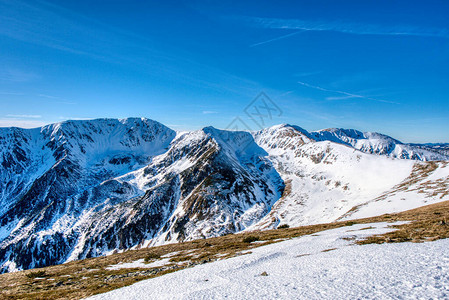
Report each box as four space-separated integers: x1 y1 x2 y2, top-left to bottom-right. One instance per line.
1 200 449 299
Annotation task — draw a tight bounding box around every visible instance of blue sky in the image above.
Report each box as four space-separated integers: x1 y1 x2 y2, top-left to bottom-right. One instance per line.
0 0 448 142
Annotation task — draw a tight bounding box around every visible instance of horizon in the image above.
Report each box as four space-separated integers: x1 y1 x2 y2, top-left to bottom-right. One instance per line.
1 0 448 143
2 116 449 145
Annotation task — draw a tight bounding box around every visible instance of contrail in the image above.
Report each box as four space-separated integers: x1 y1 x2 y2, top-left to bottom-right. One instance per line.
250 30 303 47
247 17 449 39
297 81 399 104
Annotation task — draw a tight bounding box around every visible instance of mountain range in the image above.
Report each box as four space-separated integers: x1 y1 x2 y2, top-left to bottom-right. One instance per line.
0 118 448 273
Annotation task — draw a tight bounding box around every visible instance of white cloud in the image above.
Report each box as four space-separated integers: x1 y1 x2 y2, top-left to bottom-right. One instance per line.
6 114 42 118
325 95 359 101
38 94 59 99
0 119 47 128
58 116 94 121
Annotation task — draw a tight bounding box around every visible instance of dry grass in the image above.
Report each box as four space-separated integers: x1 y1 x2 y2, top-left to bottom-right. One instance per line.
356 202 449 245
321 248 337 252
2 200 449 299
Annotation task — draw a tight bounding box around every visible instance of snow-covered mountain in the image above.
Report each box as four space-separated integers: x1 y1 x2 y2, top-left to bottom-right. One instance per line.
251 124 449 229
310 127 449 160
0 118 448 273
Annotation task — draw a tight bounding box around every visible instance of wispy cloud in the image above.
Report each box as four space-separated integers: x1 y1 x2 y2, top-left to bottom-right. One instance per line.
0 91 24 95
38 94 77 105
58 116 94 121
0 0 119 59
325 95 359 101
202 110 219 114
0 68 39 82
0 119 46 128
294 71 322 78
277 90 294 97
6 114 41 118
0 0 193 73
166 124 185 129
250 30 303 47
38 94 59 99
244 17 449 39
297 81 399 104
0 1 264 98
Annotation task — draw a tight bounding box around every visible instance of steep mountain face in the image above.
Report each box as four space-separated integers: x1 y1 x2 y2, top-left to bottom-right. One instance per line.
0 119 448 273
0 120 283 272
0 118 176 272
409 143 449 158
65 127 283 262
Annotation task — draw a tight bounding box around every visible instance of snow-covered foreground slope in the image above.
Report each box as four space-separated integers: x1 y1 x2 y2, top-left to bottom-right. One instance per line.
0 118 448 273
88 223 449 300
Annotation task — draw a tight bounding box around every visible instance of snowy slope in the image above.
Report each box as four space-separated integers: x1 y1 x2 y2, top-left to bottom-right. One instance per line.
63 127 283 263
0 119 448 273
87 223 449 300
0 121 283 272
251 125 449 229
338 161 449 220
0 118 177 272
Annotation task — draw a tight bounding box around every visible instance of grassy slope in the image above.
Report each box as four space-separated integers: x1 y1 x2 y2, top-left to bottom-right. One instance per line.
2 200 449 300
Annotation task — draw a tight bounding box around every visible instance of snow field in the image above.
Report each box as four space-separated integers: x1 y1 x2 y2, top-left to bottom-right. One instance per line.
88 222 449 300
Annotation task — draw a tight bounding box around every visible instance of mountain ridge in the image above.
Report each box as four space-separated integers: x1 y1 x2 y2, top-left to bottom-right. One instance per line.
0 117 448 273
